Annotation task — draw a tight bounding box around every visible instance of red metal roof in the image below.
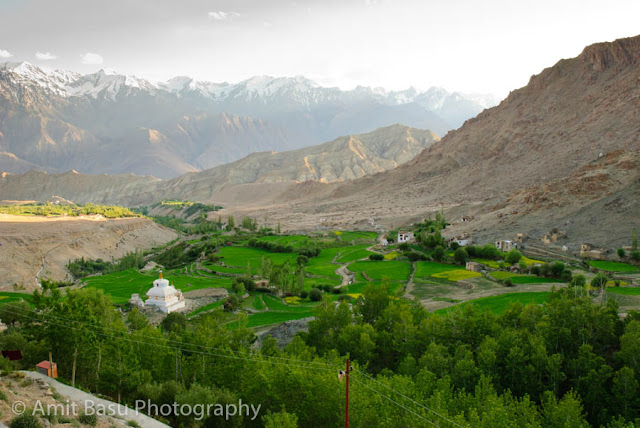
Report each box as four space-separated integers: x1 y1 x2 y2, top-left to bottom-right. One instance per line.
36 361 56 369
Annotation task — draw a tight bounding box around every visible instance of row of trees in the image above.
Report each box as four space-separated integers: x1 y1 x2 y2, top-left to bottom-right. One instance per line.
2 285 639 427
0 203 138 218
66 252 146 278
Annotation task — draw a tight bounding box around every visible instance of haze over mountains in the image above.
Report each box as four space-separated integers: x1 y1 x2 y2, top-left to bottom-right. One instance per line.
0 62 494 178
1 34 638 248
0 125 438 205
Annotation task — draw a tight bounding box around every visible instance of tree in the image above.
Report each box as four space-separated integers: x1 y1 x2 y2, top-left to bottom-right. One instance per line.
591 273 608 292
263 409 299 428
369 253 384 261
631 251 640 262
432 245 445 261
161 312 187 333
505 249 522 265
453 247 468 265
227 215 235 229
126 308 149 331
357 282 390 324
617 248 626 259
633 228 638 252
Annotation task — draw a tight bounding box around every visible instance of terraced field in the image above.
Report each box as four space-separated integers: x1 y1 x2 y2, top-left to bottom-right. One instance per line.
435 292 550 315
589 260 640 273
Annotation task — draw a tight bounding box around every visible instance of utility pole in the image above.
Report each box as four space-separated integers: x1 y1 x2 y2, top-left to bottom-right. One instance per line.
345 358 350 428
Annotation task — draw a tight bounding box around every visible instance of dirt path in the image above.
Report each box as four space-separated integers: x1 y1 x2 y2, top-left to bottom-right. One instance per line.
335 265 354 288
402 262 416 299
23 371 170 428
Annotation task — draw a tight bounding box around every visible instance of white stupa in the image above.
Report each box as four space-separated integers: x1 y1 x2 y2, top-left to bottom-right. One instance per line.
144 270 185 313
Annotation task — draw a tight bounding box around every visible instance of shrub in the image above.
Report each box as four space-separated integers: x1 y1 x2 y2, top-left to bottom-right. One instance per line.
233 282 245 297
453 248 468 265
235 276 256 292
561 269 573 282
332 287 342 294
505 249 522 265
299 290 309 299
617 248 626 259
631 251 640 262
531 266 541 276
398 243 409 251
504 278 514 287
406 252 426 262
551 262 566 278
223 295 240 312
79 412 98 426
9 413 42 428
432 246 445 261
368 254 384 261
127 421 141 428
309 288 322 302
449 242 460 251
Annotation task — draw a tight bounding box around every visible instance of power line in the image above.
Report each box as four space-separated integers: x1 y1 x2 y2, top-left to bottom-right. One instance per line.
353 368 465 428
6 302 335 368
350 375 439 427
2 306 337 373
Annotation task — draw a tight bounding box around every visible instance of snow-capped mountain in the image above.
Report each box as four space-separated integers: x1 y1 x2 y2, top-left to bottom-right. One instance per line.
0 61 499 178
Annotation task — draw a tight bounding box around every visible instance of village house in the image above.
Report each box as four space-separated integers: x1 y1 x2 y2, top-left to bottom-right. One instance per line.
495 240 518 252
397 231 415 244
142 271 185 313
466 261 484 272
450 235 472 247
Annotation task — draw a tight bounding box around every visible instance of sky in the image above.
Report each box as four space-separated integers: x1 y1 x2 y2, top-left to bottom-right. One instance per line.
0 0 639 98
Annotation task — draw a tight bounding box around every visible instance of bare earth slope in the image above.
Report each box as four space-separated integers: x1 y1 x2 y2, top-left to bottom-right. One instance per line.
0 215 177 290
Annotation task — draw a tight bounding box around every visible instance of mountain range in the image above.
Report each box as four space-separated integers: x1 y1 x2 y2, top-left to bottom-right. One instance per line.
0 124 438 206
0 62 494 178
1 34 638 248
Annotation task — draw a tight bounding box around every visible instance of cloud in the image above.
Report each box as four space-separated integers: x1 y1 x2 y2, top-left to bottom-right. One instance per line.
208 11 240 21
35 51 56 60
81 52 104 65
0 49 13 58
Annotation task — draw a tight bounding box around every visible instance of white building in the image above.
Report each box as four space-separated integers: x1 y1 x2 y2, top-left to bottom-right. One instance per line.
128 293 145 308
397 232 415 244
144 271 186 313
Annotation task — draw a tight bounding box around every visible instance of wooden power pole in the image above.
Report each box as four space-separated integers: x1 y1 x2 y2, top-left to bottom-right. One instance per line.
345 358 350 428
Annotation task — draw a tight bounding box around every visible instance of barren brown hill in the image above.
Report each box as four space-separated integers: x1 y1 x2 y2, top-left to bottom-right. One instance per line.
229 35 640 248
0 215 177 290
0 124 438 205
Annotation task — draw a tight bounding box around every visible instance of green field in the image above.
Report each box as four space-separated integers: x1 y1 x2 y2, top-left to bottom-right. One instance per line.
490 271 565 284
347 260 411 282
607 287 640 296
589 260 639 273
83 269 233 304
217 246 298 268
334 231 378 244
334 245 375 263
188 300 224 317
436 292 550 315
0 292 34 305
241 294 316 327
